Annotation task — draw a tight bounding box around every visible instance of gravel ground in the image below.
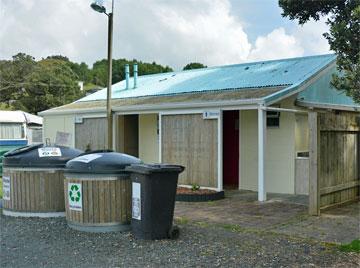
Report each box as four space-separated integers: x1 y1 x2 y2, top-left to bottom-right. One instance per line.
1 213 358 268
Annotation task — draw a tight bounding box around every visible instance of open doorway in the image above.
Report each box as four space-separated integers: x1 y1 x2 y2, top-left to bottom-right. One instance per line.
222 110 239 189
116 114 139 157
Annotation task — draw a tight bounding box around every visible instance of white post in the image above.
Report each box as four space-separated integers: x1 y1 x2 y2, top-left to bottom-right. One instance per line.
112 114 116 151
158 113 162 162
217 110 223 192
258 106 266 201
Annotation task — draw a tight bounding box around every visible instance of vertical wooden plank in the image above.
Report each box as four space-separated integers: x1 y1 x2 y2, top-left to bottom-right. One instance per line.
99 181 105 223
82 180 87 223
115 179 121 222
309 112 320 215
93 180 99 223
64 180 69 220
110 180 116 222
120 179 125 222
104 179 110 223
126 179 131 221
88 180 94 223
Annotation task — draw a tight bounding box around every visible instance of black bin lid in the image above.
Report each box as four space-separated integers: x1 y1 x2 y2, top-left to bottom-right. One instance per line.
125 164 185 175
3 144 83 168
65 151 142 174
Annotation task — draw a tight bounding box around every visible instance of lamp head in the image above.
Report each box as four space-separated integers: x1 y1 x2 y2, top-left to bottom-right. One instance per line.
90 0 106 14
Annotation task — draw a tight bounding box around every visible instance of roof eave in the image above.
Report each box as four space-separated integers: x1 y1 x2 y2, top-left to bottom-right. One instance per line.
296 100 360 112
38 97 264 116
263 59 337 105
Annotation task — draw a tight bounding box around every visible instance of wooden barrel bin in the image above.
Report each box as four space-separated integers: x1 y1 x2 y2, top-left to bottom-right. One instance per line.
64 152 141 232
2 168 66 217
2 144 83 217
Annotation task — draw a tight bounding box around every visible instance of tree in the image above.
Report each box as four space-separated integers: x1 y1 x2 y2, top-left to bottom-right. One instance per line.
0 54 83 114
0 53 36 110
20 59 84 113
91 59 173 87
183 62 207 70
279 0 360 103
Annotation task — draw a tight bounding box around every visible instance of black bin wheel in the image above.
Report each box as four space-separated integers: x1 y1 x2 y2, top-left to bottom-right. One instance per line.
168 225 180 239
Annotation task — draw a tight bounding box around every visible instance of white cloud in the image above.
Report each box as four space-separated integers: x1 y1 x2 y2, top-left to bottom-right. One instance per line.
0 0 251 69
0 0 331 70
248 19 330 61
248 27 304 61
292 18 331 55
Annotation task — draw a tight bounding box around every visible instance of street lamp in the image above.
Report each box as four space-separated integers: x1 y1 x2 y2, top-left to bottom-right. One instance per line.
91 0 114 150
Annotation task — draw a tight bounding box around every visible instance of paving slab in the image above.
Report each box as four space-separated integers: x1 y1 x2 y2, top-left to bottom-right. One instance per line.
174 190 359 244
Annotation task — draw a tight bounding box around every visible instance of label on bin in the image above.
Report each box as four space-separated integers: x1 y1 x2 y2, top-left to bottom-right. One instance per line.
72 154 102 163
38 147 62 157
2 176 10 201
132 182 141 220
68 183 82 211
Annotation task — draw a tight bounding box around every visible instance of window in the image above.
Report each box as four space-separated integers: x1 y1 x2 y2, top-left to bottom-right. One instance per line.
267 109 280 128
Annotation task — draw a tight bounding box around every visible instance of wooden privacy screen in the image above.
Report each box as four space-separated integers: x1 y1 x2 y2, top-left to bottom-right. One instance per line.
309 112 359 215
75 118 107 151
161 114 218 188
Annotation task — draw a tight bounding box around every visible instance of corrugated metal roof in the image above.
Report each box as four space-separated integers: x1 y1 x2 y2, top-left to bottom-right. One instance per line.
78 54 336 103
297 65 360 109
0 110 43 125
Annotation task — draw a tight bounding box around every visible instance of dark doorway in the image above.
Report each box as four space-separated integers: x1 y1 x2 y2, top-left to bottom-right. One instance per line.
116 115 139 157
223 110 239 189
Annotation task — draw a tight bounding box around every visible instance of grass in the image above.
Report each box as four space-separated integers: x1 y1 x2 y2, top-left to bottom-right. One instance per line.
339 239 360 253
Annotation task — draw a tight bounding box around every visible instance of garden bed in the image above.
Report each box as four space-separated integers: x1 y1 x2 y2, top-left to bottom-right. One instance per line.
176 187 224 202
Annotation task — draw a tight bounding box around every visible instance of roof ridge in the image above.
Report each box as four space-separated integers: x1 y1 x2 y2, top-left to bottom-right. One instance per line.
111 54 336 84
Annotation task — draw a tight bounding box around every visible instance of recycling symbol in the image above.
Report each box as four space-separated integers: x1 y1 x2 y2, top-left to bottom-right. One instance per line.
69 184 81 202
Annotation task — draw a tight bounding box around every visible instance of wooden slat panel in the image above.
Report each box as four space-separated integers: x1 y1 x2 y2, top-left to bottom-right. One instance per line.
75 117 107 151
319 112 360 131
162 114 218 188
4 169 65 213
65 176 131 226
316 112 360 211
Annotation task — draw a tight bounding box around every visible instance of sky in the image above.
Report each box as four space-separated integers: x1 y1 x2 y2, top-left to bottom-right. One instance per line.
0 0 331 70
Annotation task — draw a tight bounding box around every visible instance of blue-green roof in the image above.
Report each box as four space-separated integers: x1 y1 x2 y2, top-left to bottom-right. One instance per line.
297 65 360 109
78 54 336 103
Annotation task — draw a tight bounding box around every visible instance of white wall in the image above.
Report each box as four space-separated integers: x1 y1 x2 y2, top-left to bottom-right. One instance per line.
43 114 75 146
138 114 159 163
295 114 309 153
240 98 296 194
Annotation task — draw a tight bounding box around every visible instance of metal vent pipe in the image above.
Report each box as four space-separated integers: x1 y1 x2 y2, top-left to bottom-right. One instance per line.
133 64 138 89
125 64 130 90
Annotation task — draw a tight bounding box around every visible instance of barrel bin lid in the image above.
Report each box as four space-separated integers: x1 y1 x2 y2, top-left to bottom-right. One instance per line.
65 151 142 174
3 144 83 168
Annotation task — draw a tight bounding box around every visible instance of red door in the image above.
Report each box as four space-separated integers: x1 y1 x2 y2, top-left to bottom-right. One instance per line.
223 110 239 188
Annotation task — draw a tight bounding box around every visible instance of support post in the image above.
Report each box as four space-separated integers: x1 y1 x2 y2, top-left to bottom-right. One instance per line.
309 112 320 215
258 106 266 201
158 113 162 162
106 12 113 150
217 110 223 192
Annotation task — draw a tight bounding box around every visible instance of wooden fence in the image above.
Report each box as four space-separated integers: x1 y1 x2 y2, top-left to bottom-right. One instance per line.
309 111 360 215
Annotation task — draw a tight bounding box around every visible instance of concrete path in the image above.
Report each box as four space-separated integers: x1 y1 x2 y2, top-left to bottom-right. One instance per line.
174 190 359 244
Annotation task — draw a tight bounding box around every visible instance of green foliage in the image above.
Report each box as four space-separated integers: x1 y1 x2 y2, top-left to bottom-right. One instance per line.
0 54 84 114
191 183 201 191
91 59 173 87
339 239 360 253
1 52 198 113
279 0 360 103
183 62 207 70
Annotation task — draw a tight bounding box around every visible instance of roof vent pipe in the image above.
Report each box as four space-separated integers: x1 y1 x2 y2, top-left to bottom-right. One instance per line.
133 64 138 89
125 64 130 90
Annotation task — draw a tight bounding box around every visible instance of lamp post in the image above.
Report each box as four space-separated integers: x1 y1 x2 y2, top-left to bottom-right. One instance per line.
91 0 114 150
